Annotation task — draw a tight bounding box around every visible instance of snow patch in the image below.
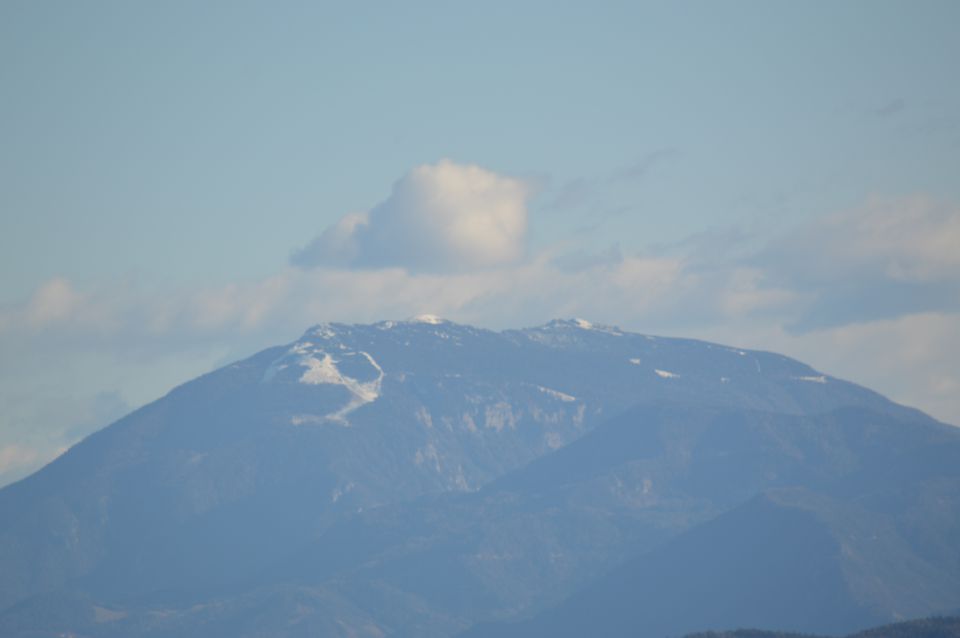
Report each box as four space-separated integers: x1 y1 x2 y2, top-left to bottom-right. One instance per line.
629 358 642 365
290 414 328 426
793 375 827 384
410 313 444 324
299 353 346 385
309 324 337 339
537 385 577 402
654 369 680 379
264 342 384 425
299 351 384 423
572 318 622 335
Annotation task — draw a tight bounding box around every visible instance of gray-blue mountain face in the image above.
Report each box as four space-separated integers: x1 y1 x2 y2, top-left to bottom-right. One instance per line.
1 318 958 637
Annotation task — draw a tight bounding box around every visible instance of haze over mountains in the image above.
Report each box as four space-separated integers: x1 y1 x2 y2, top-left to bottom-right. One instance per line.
0 317 958 637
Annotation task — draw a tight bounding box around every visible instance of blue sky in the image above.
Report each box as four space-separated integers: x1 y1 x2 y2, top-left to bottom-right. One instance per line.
2 0 959 485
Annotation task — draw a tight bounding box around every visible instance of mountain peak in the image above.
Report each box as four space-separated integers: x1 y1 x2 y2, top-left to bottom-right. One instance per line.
0 316 954 638
407 313 446 325
301 315 458 339
535 318 624 335
375 315 460 330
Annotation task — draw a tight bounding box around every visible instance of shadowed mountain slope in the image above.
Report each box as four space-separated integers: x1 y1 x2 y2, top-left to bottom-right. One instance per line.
0 319 957 637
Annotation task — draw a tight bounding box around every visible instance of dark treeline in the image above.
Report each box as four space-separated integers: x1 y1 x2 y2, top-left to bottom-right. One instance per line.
686 615 960 638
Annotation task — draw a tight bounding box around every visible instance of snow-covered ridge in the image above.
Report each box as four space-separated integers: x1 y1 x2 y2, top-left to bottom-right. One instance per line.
410 313 445 325
535 318 624 335
290 321 821 390
374 315 457 329
307 323 339 339
570 317 622 334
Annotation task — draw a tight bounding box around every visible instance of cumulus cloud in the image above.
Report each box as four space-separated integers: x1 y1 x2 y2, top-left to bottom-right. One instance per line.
292 159 532 273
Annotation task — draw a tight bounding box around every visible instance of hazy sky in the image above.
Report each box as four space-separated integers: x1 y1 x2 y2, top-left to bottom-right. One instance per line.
2 0 959 485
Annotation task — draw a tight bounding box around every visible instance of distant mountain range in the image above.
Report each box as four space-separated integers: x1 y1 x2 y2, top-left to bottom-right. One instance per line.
0 318 957 637
686 615 960 638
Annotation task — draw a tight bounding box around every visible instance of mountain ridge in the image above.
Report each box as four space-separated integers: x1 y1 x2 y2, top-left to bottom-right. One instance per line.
0 318 957 637
684 615 960 638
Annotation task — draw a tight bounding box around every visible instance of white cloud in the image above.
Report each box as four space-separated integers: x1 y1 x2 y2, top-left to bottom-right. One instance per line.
750 196 960 330
768 195 960 284
25 278 83 327
292 159 532 272
716 267 805 318
0 444 39 475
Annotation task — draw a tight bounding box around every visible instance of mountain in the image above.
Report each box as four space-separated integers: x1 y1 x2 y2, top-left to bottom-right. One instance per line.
0 318 957 637
462 406 960 637
685 615 960 638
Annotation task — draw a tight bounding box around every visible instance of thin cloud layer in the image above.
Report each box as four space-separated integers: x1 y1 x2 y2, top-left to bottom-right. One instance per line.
754 196 960 331
292 159 531 272
766 196 960 284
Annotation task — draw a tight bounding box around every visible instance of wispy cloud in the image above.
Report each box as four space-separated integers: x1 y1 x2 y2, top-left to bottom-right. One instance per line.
871 98 906 118
611 148 678 184
752 195 960 331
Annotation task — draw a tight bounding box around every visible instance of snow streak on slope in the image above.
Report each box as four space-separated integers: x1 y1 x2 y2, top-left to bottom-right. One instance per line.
262 341 384 425
537 385 577 403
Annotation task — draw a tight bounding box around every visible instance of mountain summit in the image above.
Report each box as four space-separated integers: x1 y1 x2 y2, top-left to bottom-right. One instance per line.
0 320 957 637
